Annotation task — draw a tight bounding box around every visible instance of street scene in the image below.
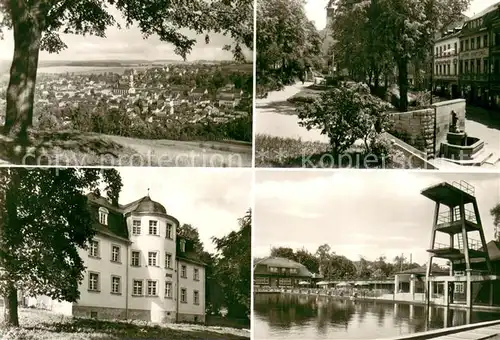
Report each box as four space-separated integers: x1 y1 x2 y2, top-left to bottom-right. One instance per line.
253 170 500 339
0 1 253 167
0 167 251 339
255 0 500 170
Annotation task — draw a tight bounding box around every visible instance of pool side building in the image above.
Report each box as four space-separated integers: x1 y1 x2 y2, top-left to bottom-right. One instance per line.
254 257 322 288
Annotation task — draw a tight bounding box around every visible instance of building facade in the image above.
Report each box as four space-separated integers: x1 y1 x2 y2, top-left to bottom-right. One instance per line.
434 28 461 98
29 192 205 323
458 9 493 106
253 257 314 288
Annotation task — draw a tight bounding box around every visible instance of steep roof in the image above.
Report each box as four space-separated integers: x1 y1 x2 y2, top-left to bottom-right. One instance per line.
468 3 499 21
254 256 313 277
132 196 167 214
480 240 500 261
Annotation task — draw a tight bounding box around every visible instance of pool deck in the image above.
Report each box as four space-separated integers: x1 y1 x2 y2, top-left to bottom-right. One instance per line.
378 320 500 340
433 324 500 339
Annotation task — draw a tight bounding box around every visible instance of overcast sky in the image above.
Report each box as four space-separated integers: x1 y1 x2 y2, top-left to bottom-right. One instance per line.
254 171 500 266
115 168 251 254
0 7 244 62
307 0 499 30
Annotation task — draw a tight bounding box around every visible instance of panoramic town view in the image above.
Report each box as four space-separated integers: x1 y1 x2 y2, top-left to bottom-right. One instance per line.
0 1 253 167
253 170 500 339
256 0 500 170
0 167 251 339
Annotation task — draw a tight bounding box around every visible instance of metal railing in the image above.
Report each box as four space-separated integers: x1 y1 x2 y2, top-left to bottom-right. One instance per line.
432 238 483 251
467 238 483 251
437 208 477 224
452 180 475 196
453 269 489 276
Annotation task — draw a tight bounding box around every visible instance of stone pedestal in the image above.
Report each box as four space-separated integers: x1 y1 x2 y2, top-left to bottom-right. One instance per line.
447 131 466 145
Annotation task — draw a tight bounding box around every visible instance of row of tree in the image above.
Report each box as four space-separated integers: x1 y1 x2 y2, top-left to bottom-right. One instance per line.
256 0 324 93
37 105 252 143
177 212 251 322
0 168 251 326
330 0 470 111
265 245 435 281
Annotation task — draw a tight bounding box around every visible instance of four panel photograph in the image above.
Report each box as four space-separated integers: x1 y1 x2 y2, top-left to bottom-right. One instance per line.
1 0 500 340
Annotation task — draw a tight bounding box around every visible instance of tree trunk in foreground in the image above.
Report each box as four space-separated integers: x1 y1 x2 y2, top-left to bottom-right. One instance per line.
397 58 409 112
3 282 19 327
4 5 42 144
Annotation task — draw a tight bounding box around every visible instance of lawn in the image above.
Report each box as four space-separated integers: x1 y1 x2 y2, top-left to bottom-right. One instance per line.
0 309 250 340
286 85 326 105
0 130 252 167
255 134 402 169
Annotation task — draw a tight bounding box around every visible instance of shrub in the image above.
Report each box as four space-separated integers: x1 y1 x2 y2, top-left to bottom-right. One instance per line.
297 82 392 155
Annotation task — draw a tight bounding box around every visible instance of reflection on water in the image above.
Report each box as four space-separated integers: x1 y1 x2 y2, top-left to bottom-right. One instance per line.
253 293 500 339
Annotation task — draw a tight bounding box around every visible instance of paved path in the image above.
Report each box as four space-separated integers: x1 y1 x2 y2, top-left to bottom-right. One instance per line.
432 323 500 340
464 106 500 169
255 82 329 143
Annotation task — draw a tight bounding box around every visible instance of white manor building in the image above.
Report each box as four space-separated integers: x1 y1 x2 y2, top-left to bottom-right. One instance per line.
26 191 206 323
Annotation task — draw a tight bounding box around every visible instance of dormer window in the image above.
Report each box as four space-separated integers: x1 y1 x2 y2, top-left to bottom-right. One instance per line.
98 207 108 226
180 239 186 252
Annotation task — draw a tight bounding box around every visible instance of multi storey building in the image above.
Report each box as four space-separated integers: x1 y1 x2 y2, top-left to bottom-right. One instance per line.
458 6 496 107
433 27 462 98
29 192 205 323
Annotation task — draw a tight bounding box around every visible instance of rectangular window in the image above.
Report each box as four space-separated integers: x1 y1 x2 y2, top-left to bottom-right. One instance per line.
484 35 489 47
269 267 278 273
166 223 173 239
111 276 121 294
131 251 141 267
147 280 158 296
132 220 141 235
194 268 199 281
165 282 172 298
459 61 463 74
471 38 475 50
149 220 158 235
133 280 143 296
89 240 99 257
465 39 469 50
165 253 172 269
89 272 99 291
181 265 187 278
279 278 292 286
111 245 120 262
477 36 481 49
148 252 158 267
477 58 481 74
181 288 187 303
455 283 465 293
454 43 457 55
439 46 442 56
460 41 463 52
485 59 489 74
98 209 108 225
180 239 186 252
194 290 199 305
